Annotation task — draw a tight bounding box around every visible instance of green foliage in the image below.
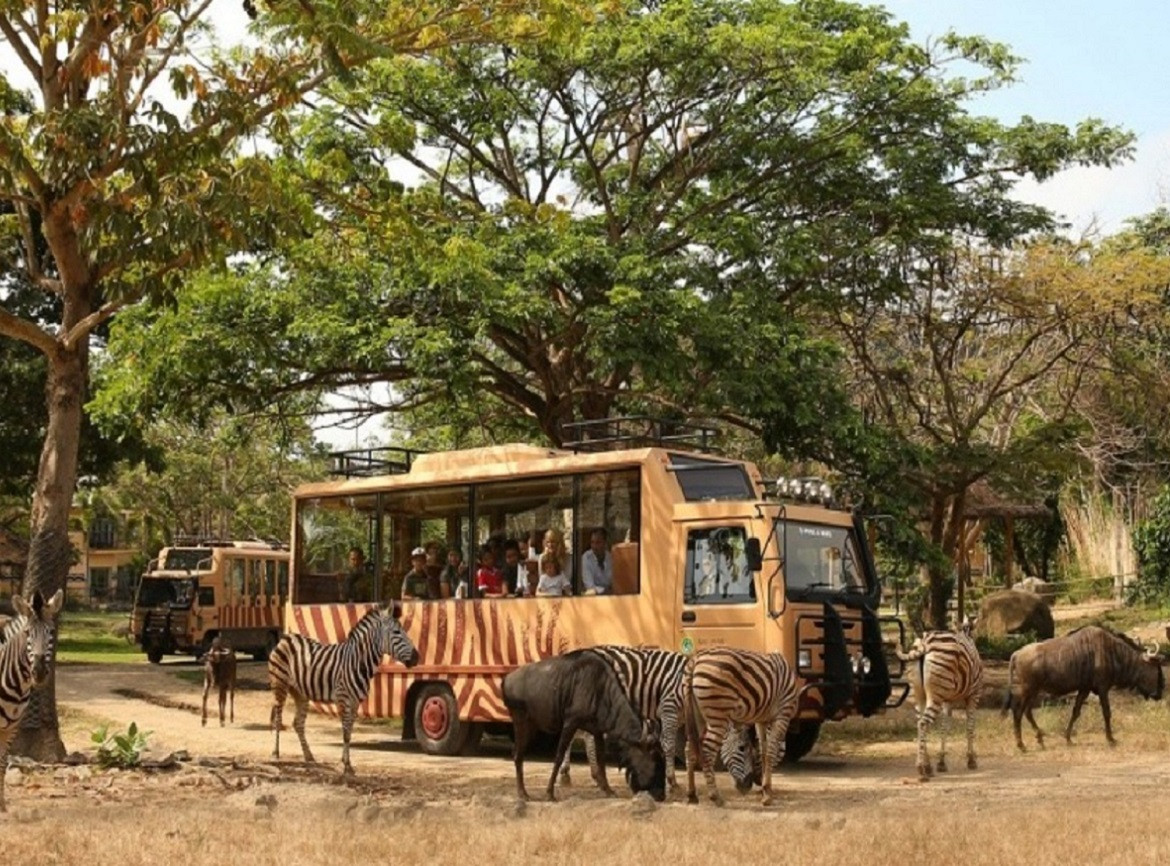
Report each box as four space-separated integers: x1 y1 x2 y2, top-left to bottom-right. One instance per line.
1131 486 1170 604
975 630 1037 662
91 722 151 769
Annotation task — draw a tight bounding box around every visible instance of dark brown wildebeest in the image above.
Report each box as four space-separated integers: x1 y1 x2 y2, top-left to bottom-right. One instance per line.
200 636 237 727
502 650 666 803
1002 625 1164 750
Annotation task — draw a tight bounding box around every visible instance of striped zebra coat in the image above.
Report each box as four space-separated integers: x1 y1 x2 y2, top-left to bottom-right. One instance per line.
897 628 984 778
269 603 418 775
683 647 798 807
0 590 64 812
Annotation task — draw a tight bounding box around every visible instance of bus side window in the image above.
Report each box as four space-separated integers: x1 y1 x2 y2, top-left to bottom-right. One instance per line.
263 560 276 603
228 558 245 605
277 561 289 600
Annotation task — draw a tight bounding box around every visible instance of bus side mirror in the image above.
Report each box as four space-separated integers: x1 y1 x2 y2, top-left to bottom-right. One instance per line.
745 537 763 572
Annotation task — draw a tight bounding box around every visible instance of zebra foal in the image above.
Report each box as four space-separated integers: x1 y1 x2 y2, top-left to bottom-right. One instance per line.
0 590 64 812
897 628 984 778
683 647 797 807
269 603 419 775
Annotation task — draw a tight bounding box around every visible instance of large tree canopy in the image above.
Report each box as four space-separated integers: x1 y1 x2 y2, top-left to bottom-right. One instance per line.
95 0 1133 447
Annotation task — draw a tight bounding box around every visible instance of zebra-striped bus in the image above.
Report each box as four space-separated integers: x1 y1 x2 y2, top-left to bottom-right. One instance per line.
285 420 909 758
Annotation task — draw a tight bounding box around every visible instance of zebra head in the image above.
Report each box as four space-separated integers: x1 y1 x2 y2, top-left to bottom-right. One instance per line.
720 724 761 794
379 602 420 668
11 590 64 687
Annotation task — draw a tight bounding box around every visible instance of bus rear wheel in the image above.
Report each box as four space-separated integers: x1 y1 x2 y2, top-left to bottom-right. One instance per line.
414 684 478 756
146 647 164 664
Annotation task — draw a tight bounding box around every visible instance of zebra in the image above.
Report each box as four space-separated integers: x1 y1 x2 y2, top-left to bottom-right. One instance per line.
269 603 419 775
0 590 64 812
897 628 984 779
683 647 798 807
557 645 759 795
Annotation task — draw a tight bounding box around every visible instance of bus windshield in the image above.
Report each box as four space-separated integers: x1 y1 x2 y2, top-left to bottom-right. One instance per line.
778 521 867 599
161 548 213 572
136 577 196 609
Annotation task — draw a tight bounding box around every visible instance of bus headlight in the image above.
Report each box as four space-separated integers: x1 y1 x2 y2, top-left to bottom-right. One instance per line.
798 649 812 670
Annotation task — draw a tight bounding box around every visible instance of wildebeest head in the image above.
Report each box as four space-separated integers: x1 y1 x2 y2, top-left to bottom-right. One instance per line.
11 590 64 687
622 739 667 802
380 602 420 668
1136 643 1164 700
720 725 761 794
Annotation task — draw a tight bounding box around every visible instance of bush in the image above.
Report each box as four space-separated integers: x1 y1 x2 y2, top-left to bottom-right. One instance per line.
975 631 1037 661
91 722 150 769
1131 486 1170 604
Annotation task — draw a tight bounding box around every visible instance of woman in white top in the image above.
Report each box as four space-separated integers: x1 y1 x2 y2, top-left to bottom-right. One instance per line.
536 528 572 596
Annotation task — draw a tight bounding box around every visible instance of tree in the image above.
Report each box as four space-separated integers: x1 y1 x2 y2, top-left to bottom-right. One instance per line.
795 241 1170 628
95 0 1133 447
0 0 587 760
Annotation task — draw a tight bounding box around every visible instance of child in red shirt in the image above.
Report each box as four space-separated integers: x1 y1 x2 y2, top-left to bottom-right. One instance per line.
475 544 507 598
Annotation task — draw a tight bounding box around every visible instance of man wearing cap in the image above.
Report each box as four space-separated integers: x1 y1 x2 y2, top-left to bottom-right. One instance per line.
401 547 434 600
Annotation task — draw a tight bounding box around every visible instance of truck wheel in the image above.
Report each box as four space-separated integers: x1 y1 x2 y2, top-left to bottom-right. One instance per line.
783 722 821 763
146 647 164 664
413 684 472 756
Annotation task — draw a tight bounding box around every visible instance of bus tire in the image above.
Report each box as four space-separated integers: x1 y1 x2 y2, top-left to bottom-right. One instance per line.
783 722 821 764
146 647 164 665
253 632 278 662
413 684 470 756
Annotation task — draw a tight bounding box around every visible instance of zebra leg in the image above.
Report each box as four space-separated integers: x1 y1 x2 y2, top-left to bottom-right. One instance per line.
916 702 937 779
340 699 356 776
965 698 978 770
660 702 679 790
760 715 792 807
683 699 701 805
588 732 615 795
1065 689 1089 743
558 734 578 786
293 695 315 764
936 706 951 772
699 720 727 807
270 685 287 759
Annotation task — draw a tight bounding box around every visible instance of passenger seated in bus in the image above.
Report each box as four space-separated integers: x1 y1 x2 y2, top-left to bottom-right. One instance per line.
502 540 526 597
536 530 572 597
440 547 467 599
424 540 444 597
402 547 434 600
580 527 614 595
342 547 371 603
475 544 508 599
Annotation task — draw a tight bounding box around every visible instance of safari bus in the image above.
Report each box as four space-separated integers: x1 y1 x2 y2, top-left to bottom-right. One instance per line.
286 418 909 759
131 540 291 663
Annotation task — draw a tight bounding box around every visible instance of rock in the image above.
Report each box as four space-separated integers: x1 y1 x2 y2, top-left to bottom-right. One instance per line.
1011 577 1057 606
62 752 90 766
255 793 277 810
509 798 528 819
109 622 132 639
5 767 24 787
975 590 1055 640
629 790 657 817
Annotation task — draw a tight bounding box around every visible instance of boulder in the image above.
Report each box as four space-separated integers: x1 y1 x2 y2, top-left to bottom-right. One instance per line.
975 590 1054 640
1011 577 1057 607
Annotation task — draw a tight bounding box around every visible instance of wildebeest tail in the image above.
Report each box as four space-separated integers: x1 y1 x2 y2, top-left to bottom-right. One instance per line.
1000 654 1016 717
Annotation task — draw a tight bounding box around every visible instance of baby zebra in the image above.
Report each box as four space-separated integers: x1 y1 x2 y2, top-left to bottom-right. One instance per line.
269 603 418 775
897 628 984 778
0 590 64 812
200 636 236 728
683 647 797 807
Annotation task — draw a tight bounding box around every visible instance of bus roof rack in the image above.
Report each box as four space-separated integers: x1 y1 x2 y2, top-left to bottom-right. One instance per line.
327 446 424 479
562 416 721 454
170 534 289 550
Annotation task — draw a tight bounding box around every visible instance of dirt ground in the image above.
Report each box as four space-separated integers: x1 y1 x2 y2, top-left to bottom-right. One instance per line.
7 658 1170 864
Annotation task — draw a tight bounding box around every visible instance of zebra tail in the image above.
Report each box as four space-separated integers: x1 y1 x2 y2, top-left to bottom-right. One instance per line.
682 654 701 760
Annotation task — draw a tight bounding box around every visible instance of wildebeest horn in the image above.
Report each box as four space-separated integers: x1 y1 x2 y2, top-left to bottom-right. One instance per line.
1145 642 1160 658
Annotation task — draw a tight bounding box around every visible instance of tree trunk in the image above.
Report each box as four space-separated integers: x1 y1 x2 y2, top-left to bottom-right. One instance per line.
12 344 88 761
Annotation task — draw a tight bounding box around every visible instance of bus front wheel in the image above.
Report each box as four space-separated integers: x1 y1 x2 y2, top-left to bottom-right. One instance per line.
413 684 476 756
784 722 821 763
146 647 164 664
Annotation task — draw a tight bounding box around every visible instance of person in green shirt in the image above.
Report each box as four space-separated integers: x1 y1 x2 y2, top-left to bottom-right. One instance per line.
401 547 433 600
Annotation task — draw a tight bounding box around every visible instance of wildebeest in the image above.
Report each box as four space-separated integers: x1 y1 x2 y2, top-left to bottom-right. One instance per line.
1002 625 1164 750
200 636 236 727
502 650 667 802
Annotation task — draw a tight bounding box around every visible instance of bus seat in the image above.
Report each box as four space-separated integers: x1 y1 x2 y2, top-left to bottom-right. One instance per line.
611 542 639 595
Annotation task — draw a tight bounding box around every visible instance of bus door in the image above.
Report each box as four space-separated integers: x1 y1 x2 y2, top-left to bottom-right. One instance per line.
678 523 764 655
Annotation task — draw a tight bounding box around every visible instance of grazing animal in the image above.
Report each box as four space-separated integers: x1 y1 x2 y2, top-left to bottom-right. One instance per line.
683 648 798 807
200 636 237 728
1001 625 1163 750
0 590 64 812
898 629 984 778
268 603 419 775
502 650 667 803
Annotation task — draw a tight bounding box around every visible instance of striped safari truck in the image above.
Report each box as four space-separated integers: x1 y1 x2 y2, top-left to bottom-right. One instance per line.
286 419 909 757
131 540 290 663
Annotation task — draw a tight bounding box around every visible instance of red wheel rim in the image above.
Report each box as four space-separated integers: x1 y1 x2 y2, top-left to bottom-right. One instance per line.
421 695 450 740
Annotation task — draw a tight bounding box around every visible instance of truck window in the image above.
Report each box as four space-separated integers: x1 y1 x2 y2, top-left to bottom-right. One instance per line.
198 586 215 607
684 526 755 604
